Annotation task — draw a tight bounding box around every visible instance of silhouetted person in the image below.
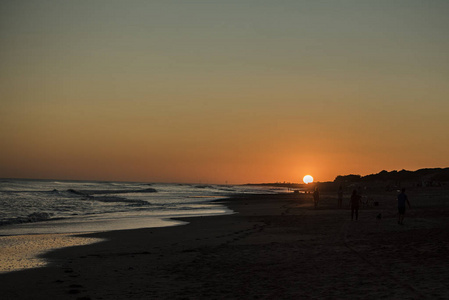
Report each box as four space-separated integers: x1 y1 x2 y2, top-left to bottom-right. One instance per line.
350 189 361 220
337 185 343 208
397 188 411 225
313 187 319 209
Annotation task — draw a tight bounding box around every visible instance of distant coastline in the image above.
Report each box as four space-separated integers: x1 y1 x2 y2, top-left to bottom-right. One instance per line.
246 167 449 189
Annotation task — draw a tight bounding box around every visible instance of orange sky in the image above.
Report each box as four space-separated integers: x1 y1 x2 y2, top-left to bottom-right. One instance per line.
1 1 449 184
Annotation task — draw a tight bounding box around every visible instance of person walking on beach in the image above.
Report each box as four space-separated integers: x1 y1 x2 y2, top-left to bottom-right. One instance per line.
337 185 343 209
397 188 411 225
313 187 319 209
350 189 361 220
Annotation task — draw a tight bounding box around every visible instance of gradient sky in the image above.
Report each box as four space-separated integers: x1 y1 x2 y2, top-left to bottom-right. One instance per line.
1 0 448 184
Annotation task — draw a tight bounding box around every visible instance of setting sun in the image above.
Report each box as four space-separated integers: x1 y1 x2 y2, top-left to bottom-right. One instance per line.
303 175 314 184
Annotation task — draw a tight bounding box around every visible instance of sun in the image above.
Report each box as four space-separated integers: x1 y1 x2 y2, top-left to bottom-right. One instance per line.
303 175 314 184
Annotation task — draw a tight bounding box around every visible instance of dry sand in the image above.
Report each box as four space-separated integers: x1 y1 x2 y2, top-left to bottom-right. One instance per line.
1 187 449 299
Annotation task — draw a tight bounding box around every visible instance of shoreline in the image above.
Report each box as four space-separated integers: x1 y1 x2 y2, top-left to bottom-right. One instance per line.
0 196 236 273
1 189 449 299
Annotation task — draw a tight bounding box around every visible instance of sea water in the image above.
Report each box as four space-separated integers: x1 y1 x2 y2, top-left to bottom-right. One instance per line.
0 179 279 236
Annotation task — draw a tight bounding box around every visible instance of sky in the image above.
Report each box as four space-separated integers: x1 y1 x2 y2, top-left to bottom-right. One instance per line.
1 0 448 184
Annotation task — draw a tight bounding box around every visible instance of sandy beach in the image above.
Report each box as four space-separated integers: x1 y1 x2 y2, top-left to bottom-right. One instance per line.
1 186 449 299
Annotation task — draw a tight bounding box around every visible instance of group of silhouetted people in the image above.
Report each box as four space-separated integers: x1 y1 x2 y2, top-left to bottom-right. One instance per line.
311 186 411 224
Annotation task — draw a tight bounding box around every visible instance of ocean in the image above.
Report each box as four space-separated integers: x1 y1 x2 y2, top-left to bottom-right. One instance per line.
0 179 280 236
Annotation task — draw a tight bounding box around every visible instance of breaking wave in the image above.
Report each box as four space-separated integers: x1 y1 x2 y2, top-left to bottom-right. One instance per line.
66 188 157 197
0 212 55 226
66 189 153 205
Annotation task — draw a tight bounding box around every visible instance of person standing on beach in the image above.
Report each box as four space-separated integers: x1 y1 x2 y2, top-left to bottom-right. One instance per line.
313 187 319 209
337 185 343 209
397 188 411 225
350 189 361 220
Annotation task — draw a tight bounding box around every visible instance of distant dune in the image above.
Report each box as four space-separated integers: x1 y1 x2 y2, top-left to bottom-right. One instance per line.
334 167 449 186
247 168 449 192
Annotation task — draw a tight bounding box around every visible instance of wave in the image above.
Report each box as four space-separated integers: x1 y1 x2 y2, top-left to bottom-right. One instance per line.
216 187 237 192
91 196 149 205
67 188 157 196
194 185 214 189
0 212 55 226
66 189 151 206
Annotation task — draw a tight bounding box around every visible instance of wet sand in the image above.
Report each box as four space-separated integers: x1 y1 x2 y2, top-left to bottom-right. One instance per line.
0 234 103 273
1 187 449 299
